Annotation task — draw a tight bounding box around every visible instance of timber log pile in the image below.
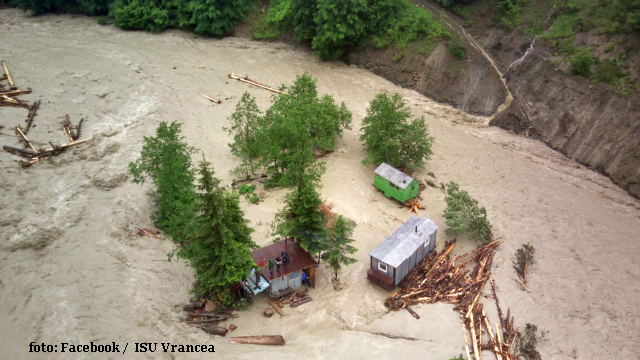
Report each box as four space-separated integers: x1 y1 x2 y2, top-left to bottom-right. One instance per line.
1 60 92 166
385 239 521 360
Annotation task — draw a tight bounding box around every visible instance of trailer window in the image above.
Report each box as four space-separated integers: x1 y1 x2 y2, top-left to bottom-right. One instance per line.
424 239 430 249
378 263 388 273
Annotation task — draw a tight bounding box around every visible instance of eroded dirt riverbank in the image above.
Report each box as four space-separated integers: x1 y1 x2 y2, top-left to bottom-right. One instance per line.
1 9 639 360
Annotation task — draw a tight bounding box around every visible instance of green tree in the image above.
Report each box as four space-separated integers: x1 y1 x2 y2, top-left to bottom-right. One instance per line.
111 0 170 32
225 91 261 178
312 0 369 59
325 215 358 281
128 121 196 244
291 0 317 41
272 180 327 257
443 181 492 244
188 156 258 298
186 0 253 37
360 92 434 171
258 72 351 188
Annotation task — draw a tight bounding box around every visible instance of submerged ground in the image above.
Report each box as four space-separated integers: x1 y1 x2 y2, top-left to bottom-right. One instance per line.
1 9 639 360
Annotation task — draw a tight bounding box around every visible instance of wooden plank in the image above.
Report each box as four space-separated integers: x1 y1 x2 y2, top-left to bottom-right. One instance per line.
199 93 222 104
24 100 39 134
405 306 421 319
1 60 15 89
228 73 284 94
14 126 37 153
268 301 286 317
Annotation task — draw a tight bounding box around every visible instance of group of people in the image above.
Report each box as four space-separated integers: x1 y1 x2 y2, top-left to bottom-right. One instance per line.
266 251 290 276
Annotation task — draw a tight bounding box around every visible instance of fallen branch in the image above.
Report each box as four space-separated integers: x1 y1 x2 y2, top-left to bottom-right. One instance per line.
14 126 37 153
228 73 284 94
24 100 40 134
199 93 222 104
371 333 424 341
1 60 15 89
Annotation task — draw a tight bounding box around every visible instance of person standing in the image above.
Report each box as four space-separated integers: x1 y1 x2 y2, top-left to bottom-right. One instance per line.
275 256 282 273
268 258 275 276
283 252 290 270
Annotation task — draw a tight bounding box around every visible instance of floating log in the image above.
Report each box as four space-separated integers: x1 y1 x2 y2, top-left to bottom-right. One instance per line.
3 145 37 158
0 88 31 97
228 73 284 94
405 306 420 319
263 307 274 318
1 60 15 89
199 93 222 104
290 297 312 308
371 332 421 341
14 126 37 153
199 325 228 337
24 100 40 134
268 301 286 316
228 335 285 346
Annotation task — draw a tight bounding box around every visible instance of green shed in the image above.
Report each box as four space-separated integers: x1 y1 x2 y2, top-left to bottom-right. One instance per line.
374 163 420 203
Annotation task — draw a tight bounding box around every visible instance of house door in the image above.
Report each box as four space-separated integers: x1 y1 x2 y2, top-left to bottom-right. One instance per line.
309 267 316 288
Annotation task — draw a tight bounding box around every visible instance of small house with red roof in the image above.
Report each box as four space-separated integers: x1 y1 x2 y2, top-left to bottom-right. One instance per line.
249 238 318 297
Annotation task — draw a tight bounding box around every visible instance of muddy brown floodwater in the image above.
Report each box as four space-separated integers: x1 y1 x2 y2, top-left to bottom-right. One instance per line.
1 9 639 360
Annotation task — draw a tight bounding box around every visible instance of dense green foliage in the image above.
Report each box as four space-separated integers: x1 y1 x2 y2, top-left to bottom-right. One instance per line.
253 0 449 59
325 215 357 281
8 0 253 37
273 181 327 256
129 122 258 303
128 121 197 245
569 50 594 77
188 157 258 297
225 92 261 178
256 73 351 188
360 92 435 171
443 181 492 244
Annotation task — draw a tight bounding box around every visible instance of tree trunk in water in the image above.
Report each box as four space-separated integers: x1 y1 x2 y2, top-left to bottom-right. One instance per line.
228 335 285 346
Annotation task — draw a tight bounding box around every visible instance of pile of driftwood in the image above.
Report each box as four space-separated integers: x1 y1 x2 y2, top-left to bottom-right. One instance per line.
1 60 92 166
385 239 521 360
268 287 312 316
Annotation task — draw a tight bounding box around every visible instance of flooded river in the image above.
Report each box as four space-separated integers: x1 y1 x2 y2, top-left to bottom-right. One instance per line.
1 9 639 360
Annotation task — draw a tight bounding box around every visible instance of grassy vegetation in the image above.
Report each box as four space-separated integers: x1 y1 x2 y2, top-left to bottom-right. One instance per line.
251 0 451 59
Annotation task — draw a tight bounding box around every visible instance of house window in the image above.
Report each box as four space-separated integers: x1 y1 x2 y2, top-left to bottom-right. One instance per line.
378 262 388 273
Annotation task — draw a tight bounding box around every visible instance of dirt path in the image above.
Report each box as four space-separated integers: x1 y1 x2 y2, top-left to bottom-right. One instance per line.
1 9 639 360
414 0 513 121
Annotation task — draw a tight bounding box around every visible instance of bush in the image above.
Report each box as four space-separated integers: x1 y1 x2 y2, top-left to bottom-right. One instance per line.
448 39 466 60
569 51 594 77
111 0 170 32
518 323 543 360
443 181 492 244
513 243 535 283
238 184 256 195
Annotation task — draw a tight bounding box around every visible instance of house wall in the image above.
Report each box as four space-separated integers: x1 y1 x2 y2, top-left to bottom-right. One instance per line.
269 270 304 294
371 256 394 279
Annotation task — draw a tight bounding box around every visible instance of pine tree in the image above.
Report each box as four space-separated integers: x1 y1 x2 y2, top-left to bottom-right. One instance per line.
360 92 434 171
225 91 261 178
443 181 492 244
188 156 258 298
273 180 327 257
326 215 358 281
128 121 196 245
